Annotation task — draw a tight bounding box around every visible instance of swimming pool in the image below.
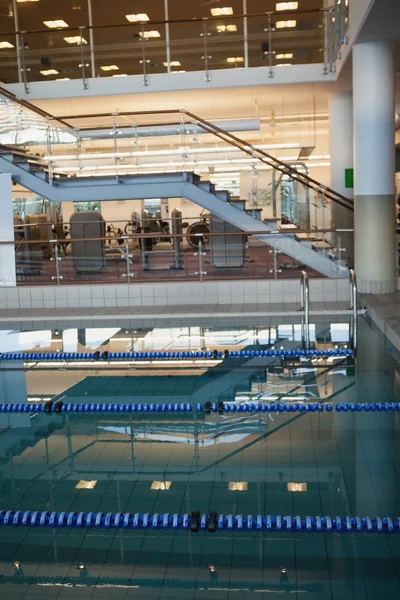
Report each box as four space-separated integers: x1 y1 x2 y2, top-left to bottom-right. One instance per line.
0 317 399 599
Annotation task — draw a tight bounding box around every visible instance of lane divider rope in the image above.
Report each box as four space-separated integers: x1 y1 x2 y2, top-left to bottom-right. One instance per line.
0 401 399 414
0 511 398 533
0 349 353 362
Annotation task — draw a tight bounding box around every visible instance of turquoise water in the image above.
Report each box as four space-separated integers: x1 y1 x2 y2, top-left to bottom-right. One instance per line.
0 318 399 598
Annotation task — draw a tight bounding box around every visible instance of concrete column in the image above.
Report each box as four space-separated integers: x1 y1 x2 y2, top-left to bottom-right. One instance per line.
0 174 16 286
328 91 354 262
353 41 396 294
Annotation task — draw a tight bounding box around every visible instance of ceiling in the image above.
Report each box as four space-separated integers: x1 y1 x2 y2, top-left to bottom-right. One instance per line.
0 0 325 84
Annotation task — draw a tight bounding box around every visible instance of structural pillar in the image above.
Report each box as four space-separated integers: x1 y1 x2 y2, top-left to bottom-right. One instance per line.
328 91 354 262
353 41 396 294
0 174 16 286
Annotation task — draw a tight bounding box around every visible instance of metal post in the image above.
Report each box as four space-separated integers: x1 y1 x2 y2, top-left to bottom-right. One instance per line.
50 241 63 285
267 15 273 78
19 33 29 94
349 268 357 354
164 0 171 73
112 116 119 182
79 28 88 90
87 0 96 78
202 19 210 82
12 0 22 84
121 238 133 279
46 122 53 185
180 113 186 172
321 192 326 256
323 10 328 74
141 25 149 86
300 271 309 349
243 0 249 68
195 239 206 281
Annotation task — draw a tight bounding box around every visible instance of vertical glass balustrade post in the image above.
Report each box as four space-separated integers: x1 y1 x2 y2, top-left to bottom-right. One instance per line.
12 0 22 84
243 0 249 68
164 0 171 73
201 19 211 82
79 28 89 90
46 122 53 185
266 15 274 79
141 25 149 86
112 116 119 182
19 33 29 94
180 113 186 173
50 241 63 285
87 0 96 78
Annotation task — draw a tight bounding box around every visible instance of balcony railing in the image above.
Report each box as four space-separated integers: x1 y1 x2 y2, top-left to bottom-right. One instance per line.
0 4 349 92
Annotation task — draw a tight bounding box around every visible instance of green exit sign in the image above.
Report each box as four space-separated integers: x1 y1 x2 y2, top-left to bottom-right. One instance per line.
345 168 354 189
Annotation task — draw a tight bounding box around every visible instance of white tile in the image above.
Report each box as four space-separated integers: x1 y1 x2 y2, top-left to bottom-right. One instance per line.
54 287 67 299
153 283 167 298
309 280 323 295
6 288 18 301
282 280 297 294
20 301 31 309
142 296 155 306
31 300 44 308
80 299 92 308
18 288 31 301
141 285 154 298
30 287 43 300
55 299 68 308
91 286 104 299
104 286 116 299
118 285 129 298
92 298 105 307
322 279 337 297
270 294 284 304
66 286 79 299
79 287 92 299
116 297 130 307
42 287 55 300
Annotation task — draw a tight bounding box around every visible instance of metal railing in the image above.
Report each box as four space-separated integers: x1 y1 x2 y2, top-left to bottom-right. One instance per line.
300 270 310 349
0 4 348 91
349 268 357 354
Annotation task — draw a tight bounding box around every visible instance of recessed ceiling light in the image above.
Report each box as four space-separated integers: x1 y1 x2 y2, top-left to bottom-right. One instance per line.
287 482 307 492
211 6 233 16
171 70 186 73
226 56 244 63
228 481 248 491
276 52 293 59
40 69 59 75
43 20 69 28
76 480 97 490
56 77 70 81
139 30 160 39
112 73 128 77
216 24 237 32
276 63 292 66
72 5 82 10
0 41 14 49
125 13 149 22
276 20 297 28
100 64 119 71
17 0 39 3
64 36 87 44
276 1 298 9
163 60 181 67
151 480 171 490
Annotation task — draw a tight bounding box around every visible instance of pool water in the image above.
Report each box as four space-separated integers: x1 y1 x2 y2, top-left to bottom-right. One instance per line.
0 317 399 599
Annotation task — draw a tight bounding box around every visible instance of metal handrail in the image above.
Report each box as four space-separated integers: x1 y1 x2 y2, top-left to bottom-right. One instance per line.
349 268 357 354
300 270 310 348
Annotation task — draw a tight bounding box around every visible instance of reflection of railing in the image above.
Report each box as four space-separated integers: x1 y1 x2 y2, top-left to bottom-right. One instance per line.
300 270 310 348
0 5 348 90
349 268 357 354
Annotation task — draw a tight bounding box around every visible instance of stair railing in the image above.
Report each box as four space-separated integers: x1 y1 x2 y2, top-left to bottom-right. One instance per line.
300 270 310 349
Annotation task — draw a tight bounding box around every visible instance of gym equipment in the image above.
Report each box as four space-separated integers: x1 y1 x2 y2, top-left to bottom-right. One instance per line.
70 211 105 274
0 510 398 533
210 200 246 268
186 218 210 249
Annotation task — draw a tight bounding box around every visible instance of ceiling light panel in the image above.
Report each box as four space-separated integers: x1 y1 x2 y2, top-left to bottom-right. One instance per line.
276 20 297 28
216 24 237 32
100 65 119 71
139 30 161 38
226 56 244 63
17 0 39 2
211 7 233 16
112 73 127 77
76 480 97 490
125 13 149 22
64 36 87 44
276 52 293 59
40 69 59 75
276 2 299 9
43 20 69 28
0 41 14 49
163 60 181 67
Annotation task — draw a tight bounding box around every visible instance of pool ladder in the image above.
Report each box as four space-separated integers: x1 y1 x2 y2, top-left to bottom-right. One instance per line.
299 269 357 354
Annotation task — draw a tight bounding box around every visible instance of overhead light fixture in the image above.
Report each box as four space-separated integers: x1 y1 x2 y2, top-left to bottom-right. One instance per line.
226 56 244 63
228 481 248 491
0 41 14 49
276 1 299 9
163 60 181 67
56 77 70 81
17 0 39 2
112 73 128 77
43 20 69 28
100 65 119 71
287 482 307 492
76 480 97 490
125 13 149 22
216 24 237 32
276 63 292 67
64 36 87 44
211 6 233 16
276 20 296 28
151 480 172 490
276 52 293 59
40 69 59 75
139 30 160 38
171 70 186 73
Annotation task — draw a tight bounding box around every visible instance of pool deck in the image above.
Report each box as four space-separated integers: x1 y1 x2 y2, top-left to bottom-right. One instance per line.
360 292 400 351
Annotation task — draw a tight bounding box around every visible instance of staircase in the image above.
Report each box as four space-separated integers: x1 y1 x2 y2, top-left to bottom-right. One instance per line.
0 146 347 278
